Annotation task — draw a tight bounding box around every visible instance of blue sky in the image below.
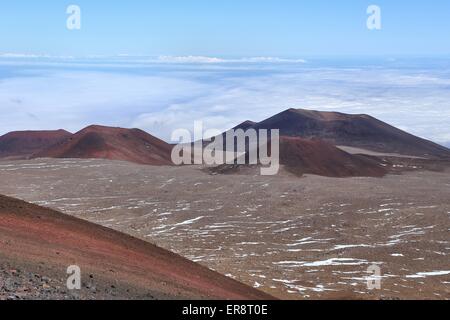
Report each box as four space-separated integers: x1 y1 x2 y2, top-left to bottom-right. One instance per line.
1 0 450 56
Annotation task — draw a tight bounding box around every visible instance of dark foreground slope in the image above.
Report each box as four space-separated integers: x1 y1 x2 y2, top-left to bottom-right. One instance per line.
0 130 72 160
33 125 173 165
0 194 273 300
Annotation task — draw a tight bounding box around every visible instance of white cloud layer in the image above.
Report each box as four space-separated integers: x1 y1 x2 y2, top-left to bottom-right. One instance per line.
0 54 307 64
154 56 307 64
0 57 449 146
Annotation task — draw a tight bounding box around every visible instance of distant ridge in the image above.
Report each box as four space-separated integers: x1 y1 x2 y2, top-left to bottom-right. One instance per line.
33 125 173 165
2 108 448 168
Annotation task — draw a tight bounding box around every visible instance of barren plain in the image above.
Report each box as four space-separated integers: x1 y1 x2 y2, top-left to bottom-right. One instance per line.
0 158 448 299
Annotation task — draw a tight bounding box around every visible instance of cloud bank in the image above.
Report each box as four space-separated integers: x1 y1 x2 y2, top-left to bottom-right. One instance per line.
0 57 449 146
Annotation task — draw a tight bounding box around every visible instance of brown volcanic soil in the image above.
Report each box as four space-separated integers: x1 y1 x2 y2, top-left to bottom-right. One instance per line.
33 125 173 166
251 109 450 159
0 130 72 160
0 194 273 300
210 137 387 178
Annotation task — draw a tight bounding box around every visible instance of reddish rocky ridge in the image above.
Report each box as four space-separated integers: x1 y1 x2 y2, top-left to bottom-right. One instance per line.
33 125 173 166
0 194 273 300
0 130 72 160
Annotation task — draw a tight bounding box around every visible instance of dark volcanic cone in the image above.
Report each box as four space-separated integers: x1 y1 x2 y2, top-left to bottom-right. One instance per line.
250 108 450 159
